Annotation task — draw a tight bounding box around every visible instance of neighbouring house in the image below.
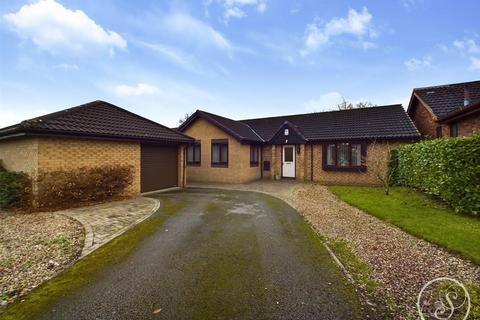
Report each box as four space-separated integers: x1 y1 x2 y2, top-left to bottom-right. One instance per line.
0 100 194 194
177 105 420 185
407 80 480 138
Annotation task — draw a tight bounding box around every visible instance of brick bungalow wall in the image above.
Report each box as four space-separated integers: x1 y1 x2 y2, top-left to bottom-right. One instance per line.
182 118 261 183
0 137 39 177
306 142 401 185
411 100 438 138
0 137 141 195
455 113 480 136
37 138 141 195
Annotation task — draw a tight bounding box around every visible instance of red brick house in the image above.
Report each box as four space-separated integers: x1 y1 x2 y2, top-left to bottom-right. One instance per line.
407 80 480 138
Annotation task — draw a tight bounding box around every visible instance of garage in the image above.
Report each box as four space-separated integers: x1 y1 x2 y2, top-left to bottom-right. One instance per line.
141 144 179 193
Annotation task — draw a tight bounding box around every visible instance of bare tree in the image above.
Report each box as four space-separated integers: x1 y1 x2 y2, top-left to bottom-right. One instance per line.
336 98 376 110
367 140 397 195
178 113 192 125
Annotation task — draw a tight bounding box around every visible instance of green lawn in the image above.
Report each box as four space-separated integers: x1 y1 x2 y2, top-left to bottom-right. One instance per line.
328 186 480 265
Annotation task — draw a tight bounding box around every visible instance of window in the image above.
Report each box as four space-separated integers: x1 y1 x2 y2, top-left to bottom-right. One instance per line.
250 145 259 166
436 126 443 138
323 142 365 171
187 141 201 166
449 123 458 137
211 139 228 167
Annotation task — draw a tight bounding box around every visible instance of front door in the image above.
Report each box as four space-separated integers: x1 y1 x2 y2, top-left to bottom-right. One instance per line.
282 145 295 178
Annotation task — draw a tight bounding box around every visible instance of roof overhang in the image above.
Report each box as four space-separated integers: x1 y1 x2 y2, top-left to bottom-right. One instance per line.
438 102 480 124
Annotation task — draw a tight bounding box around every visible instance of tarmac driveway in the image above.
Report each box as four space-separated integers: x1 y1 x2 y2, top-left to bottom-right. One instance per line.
33 188 368 320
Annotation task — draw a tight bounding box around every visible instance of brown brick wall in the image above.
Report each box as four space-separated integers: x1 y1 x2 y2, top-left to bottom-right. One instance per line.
261 145 272 179
263 142 404 185
182 118 261 183
457 113 480 137
309 142 403 185
37 138 141 195
0 137 39 176
411 99 438 138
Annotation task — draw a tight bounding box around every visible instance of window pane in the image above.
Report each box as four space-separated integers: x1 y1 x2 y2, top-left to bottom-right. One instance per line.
351 144 361 166
220 145 228 162
187 146 194 162
284 147 293 162
337 143 349 166
251 146 258 162
327 144 335 165
212 144 220 162
194 145 201 162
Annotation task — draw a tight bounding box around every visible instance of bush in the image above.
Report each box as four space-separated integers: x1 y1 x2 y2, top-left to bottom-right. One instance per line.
0 170 32 209
37 165 134 209
393 133 480 215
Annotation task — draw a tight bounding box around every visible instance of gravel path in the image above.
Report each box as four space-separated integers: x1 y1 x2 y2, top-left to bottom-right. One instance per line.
0 212 84 305
190 181 480 317
288 184 480 317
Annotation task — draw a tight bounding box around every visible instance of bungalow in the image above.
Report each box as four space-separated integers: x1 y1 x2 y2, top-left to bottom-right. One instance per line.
407 80 480 138
0 100 194 194
178 105 420 185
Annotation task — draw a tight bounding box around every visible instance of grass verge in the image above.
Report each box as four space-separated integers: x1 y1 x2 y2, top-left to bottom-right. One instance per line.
328 186 480 264
0 198 186 320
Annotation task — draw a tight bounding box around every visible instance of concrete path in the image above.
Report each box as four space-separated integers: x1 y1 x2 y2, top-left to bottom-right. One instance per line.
58 197 160 256
31 188 370 320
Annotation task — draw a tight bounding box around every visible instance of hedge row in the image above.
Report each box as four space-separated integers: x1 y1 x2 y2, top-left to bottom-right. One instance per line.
0 163 32 209
36 165 134 209
392 133 480 215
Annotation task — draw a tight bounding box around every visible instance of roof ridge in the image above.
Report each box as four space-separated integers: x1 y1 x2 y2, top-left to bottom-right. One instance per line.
413 79 480 91
240 104 403 122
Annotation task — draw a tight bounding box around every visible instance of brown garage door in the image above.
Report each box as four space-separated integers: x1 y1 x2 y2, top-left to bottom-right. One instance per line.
141 144 178 193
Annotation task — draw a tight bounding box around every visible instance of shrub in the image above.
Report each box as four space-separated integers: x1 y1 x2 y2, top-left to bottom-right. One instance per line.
393 133 480 215
0 169 32 209
37 165 134 209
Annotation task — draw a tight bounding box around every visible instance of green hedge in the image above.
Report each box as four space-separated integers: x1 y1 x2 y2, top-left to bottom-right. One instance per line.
393 133 480 215
0 168 32 209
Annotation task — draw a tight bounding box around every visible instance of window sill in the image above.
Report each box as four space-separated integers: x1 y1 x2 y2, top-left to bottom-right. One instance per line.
211 163 228 168
250 162 259 167
187 162 201 167
323 165 366 172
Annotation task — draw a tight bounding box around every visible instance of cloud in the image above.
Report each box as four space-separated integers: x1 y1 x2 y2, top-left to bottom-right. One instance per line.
55 63 79 71
301 7 376 55
453 38 480 54
470 57 480 70
115 83 160 97
404 56 432 71
206 0 267 23
136 41 203 73
3 0 126 55
304 92 344 112
164 12 231 51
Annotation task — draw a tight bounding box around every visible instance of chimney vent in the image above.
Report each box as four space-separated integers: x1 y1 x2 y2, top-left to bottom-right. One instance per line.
464 87 470 107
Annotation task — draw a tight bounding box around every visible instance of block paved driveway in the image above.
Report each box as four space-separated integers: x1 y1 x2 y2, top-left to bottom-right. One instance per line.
38 188 370 320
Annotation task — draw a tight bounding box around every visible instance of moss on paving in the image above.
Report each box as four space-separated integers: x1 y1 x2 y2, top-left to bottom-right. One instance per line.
0 197 185 320
329 186 480 264
181 192 271 319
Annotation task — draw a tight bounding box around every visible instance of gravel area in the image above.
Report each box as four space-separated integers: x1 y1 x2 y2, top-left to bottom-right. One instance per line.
288 184 480 317
0 212 84 306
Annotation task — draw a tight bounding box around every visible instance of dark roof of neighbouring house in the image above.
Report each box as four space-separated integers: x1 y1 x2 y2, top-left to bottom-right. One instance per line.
0 100 194 144
179 105 420 142
408 80 480 118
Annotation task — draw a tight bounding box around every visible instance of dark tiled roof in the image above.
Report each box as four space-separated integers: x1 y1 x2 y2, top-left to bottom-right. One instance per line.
242 105 420 141
0 100 194 144
179 110 264 143
412 80 480 118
